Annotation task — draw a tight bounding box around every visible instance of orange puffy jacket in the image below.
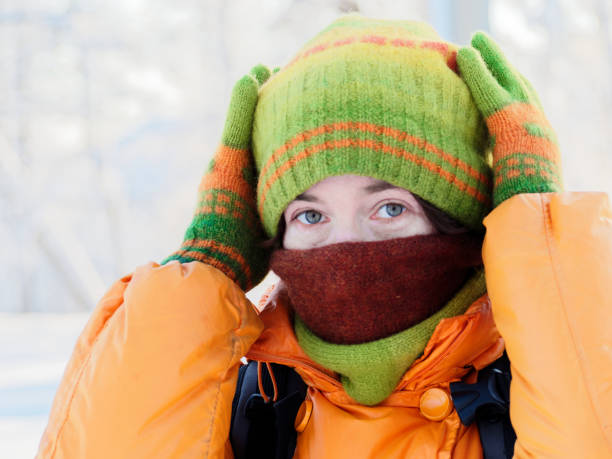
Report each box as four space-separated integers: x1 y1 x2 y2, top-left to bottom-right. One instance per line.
37 193 612 458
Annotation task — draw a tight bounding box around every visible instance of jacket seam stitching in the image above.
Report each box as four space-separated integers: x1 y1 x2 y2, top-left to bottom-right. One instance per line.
204 381 221 459
203 331 238 459
48 310 118 459
540 194 612 453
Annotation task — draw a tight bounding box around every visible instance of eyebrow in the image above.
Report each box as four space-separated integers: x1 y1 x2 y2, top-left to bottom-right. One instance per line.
293 192 321 203
292 180 401 203
363 180 401 193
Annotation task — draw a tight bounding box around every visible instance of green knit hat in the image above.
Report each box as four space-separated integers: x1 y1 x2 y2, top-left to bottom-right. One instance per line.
253 14 492 235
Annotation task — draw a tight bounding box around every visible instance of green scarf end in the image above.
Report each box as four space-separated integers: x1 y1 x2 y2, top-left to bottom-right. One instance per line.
294 269 487 405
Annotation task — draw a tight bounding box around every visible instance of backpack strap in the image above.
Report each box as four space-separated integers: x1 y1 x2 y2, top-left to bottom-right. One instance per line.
230 360 308 459
450 352 517 459
232 354 515 458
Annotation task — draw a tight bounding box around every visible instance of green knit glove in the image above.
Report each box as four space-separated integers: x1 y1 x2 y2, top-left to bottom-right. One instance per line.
162 64 274 291
457 32 563 207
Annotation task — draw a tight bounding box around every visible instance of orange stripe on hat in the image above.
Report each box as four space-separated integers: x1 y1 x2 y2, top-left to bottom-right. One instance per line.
258 121 489 194
286 34 455 70
258 137 489 215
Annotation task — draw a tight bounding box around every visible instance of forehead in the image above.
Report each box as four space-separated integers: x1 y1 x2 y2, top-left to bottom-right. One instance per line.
295 175 404 200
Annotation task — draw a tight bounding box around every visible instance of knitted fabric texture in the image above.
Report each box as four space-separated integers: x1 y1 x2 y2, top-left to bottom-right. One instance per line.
253 14 492 236
295 269 487 405
456 31 562 206
161 65 273 290
162 16 497 290
270 233 483 344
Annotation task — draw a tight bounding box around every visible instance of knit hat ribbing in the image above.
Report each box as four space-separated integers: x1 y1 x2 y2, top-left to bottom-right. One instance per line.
253 14 492 236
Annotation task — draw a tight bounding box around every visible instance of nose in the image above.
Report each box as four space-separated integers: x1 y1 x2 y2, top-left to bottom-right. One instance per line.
329 219 365 244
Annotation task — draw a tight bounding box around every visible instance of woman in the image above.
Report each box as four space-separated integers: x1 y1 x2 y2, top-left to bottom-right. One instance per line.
38 15 612 458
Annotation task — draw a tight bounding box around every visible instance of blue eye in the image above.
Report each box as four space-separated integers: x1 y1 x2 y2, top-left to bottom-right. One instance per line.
377 203 406 218
296 210 323 224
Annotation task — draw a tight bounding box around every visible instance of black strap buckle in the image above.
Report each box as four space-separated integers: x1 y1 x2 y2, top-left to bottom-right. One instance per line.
450 352 516 459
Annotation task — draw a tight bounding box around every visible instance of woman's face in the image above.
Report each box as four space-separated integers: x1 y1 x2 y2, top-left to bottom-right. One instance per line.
282 175 437 250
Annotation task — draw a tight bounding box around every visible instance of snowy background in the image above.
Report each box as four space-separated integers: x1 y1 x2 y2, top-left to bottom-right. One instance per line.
1 0 611 456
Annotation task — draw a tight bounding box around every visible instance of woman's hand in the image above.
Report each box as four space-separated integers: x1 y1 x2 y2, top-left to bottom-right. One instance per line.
457 32 563 207
162 65 275 291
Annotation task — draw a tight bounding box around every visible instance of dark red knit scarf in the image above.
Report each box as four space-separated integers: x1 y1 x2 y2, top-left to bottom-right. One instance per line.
269 233 483 345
